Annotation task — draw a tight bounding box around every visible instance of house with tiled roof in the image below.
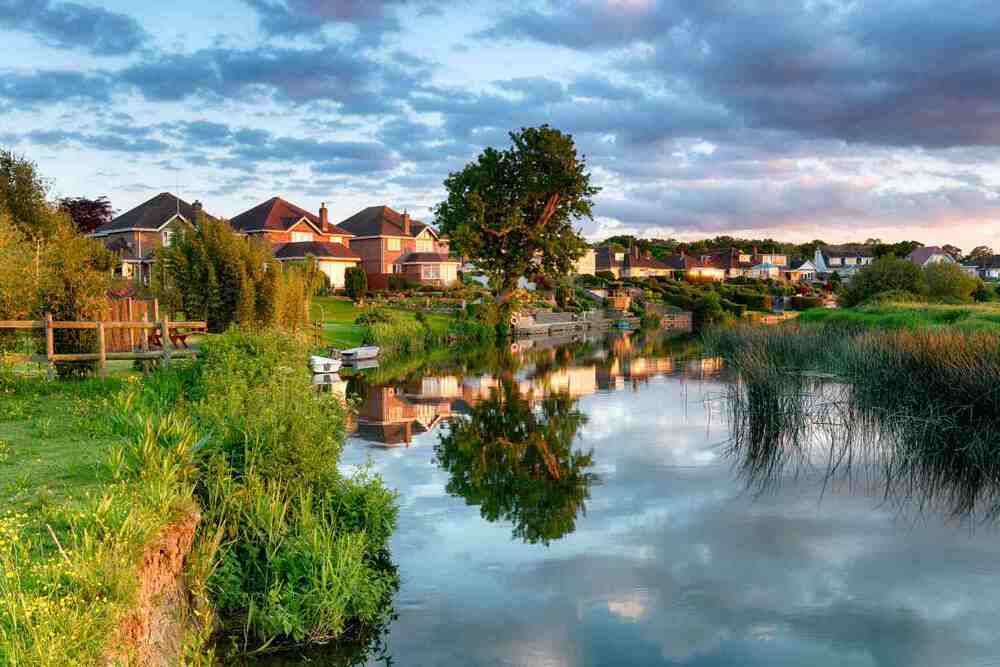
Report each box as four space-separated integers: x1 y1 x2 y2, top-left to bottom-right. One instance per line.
91 192 213 283
907 245 955 268
699 247 789 279
229 197 361 288
337 205 460 287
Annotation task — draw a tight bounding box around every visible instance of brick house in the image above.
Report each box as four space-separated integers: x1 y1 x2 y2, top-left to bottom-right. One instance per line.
91 192 212 283
699 247 790 279
229 197 361 288
337 205 461 288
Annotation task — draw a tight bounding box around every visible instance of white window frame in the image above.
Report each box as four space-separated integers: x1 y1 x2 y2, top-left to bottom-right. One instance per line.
162 230 175 246
387 238 401 251
291 231 313 243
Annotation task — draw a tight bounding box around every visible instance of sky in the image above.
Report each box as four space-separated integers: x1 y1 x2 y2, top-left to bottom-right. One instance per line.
2 0 1000 249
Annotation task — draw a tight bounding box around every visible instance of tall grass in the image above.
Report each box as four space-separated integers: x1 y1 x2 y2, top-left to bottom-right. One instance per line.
712 322 1000 520
1 329 399 663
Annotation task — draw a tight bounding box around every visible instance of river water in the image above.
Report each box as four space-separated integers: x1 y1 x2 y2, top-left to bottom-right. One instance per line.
287 332 1000 665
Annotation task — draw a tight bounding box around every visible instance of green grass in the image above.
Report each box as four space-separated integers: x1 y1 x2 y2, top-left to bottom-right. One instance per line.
311 296 457 350
796 301 1000 333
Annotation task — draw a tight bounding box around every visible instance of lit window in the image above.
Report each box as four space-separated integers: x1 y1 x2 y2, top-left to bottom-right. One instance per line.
292 231 312 242
416 239 433 252
423 264 440 279
387 238 401 251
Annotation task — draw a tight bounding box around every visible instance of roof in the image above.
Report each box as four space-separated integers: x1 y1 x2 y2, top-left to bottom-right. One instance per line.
822 244 875 258
907 246 949 265
398 252 459 264
975 255 1000 269
229 197 353 236
94 192 212 234
337 205 434 238
752 262 779 270
273 241 361 261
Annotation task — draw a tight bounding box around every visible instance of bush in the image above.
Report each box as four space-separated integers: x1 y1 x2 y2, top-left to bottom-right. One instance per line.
789 295 824 310
861 289 920 306
345 266 367 302
924 261 978 303
595 270 616 282
730 289 772 311
840 256 926 307
694 291 726 327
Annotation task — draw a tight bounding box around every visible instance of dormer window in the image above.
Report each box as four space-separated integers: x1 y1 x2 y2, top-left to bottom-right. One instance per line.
292 231 312 243
162 230 175 246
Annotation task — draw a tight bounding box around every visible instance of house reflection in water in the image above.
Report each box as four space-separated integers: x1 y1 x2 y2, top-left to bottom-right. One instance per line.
349 334 721 447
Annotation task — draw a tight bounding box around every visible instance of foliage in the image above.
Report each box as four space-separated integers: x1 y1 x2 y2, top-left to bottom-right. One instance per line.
923 260 978 302
0 149 61 239
434 125 597 320
157 218 311 333
345 266 367 303
434 380 596 545
594 270 616 282
967 245 994 263
839 256 926 307
57 196 113 234
693 291 727 328
789 295 823 310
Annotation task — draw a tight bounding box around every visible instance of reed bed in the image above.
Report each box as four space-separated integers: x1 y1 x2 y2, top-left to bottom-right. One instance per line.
711 322 1000 520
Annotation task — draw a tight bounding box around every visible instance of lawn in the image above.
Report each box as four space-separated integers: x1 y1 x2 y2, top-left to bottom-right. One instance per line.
796 302 1000 333
311 296 455 349
0 375 125 532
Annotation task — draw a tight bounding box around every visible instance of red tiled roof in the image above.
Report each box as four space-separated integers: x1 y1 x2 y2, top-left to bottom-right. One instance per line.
338 205 434 238
273 241 361 261
230 197 353 236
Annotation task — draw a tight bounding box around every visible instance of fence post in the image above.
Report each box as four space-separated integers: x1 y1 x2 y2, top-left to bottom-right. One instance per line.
160 315 171 368
45 313 55 379
140 312 149 352
127 298 135 350
97 322 107 378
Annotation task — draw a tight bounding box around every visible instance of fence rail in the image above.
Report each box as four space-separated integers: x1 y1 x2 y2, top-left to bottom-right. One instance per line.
1 314 207 376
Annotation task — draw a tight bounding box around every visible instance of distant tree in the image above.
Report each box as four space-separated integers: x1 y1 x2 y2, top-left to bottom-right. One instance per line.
840 256 926 307
344 266 367 303
973 280 993 303
941 244 963 261
967 245 994 262
924 261 978 302
872 240 922 259
435 125 598 327
58 196 113 234
0 149 63 239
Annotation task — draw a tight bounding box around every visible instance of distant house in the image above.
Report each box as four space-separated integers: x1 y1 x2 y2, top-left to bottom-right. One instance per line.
784 259 817 283
748 262 782 280
595 246 627 277
813 245 875 281
663 252 726 281
90 192 212 283
907 246 955 268
229 197 361 288
620 246 674 278
337 205 460 287
700 247 789 279
974 255 1000 280
573 248 597 275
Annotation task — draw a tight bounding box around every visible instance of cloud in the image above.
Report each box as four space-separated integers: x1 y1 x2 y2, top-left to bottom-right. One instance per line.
0 70 112 106
242 0 413 38
481 0 1000 149
21 128 169 153
0 0 148 55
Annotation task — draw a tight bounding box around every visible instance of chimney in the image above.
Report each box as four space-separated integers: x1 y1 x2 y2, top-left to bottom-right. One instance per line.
192 200 203 223
319 202 329 231
402 210 411 236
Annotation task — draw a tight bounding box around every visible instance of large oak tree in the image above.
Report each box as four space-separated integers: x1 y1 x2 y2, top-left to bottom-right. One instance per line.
434 125 598 320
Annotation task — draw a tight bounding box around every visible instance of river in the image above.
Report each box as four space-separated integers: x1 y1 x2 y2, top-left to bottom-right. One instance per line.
266 331 1000 666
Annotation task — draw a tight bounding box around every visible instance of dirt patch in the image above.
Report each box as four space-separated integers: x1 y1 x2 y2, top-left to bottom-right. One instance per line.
104 510 201 666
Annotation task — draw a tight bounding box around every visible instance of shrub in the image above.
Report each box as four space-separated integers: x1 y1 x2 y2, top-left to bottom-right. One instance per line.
730 289 772 311
694 291 726 327
345 267 367 302
789 295 823 310
860 289 920 306
595 270 616 281
840 256 926 307
923 261 978 303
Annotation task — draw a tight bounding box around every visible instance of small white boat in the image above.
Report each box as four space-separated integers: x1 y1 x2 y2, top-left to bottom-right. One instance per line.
339 346 380 361
310 355 342 373
344 358 379 370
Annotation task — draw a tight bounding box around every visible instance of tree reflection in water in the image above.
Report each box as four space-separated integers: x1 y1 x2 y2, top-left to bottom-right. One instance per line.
434 379 598 545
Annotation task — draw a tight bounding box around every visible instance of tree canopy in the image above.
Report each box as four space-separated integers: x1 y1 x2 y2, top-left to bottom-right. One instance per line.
840 256 926 306
58 196 114 234
434 125 597 310
924 261 978 302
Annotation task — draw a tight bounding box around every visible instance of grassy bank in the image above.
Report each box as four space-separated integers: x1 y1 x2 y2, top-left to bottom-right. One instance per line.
796 302 1000 333
311 296 463 351
1 330 399 664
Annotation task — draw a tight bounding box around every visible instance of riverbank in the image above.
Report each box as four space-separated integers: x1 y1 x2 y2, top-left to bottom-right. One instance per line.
0 330 398 664
796 301 1000 332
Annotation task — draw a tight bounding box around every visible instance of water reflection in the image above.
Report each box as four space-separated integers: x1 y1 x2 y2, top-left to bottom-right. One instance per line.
726 367 1000 522
434 380 596 545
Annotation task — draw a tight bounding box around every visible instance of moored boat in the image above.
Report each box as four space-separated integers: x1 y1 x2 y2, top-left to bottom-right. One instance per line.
339 345 380 360
310 355 342 373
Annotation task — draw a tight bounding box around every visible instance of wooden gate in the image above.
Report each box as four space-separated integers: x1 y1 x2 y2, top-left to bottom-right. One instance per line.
102 298 159 352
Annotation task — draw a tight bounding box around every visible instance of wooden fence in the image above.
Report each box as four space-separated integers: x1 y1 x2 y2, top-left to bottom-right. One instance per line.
102 297 159 353
0 314 206 377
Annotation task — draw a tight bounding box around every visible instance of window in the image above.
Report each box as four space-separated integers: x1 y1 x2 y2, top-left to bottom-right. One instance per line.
292 231 312 242
387 238 401 251
162 230 175 246
416 239 434 252
423 264 440 279
830 257 842 265
739 254 751 263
